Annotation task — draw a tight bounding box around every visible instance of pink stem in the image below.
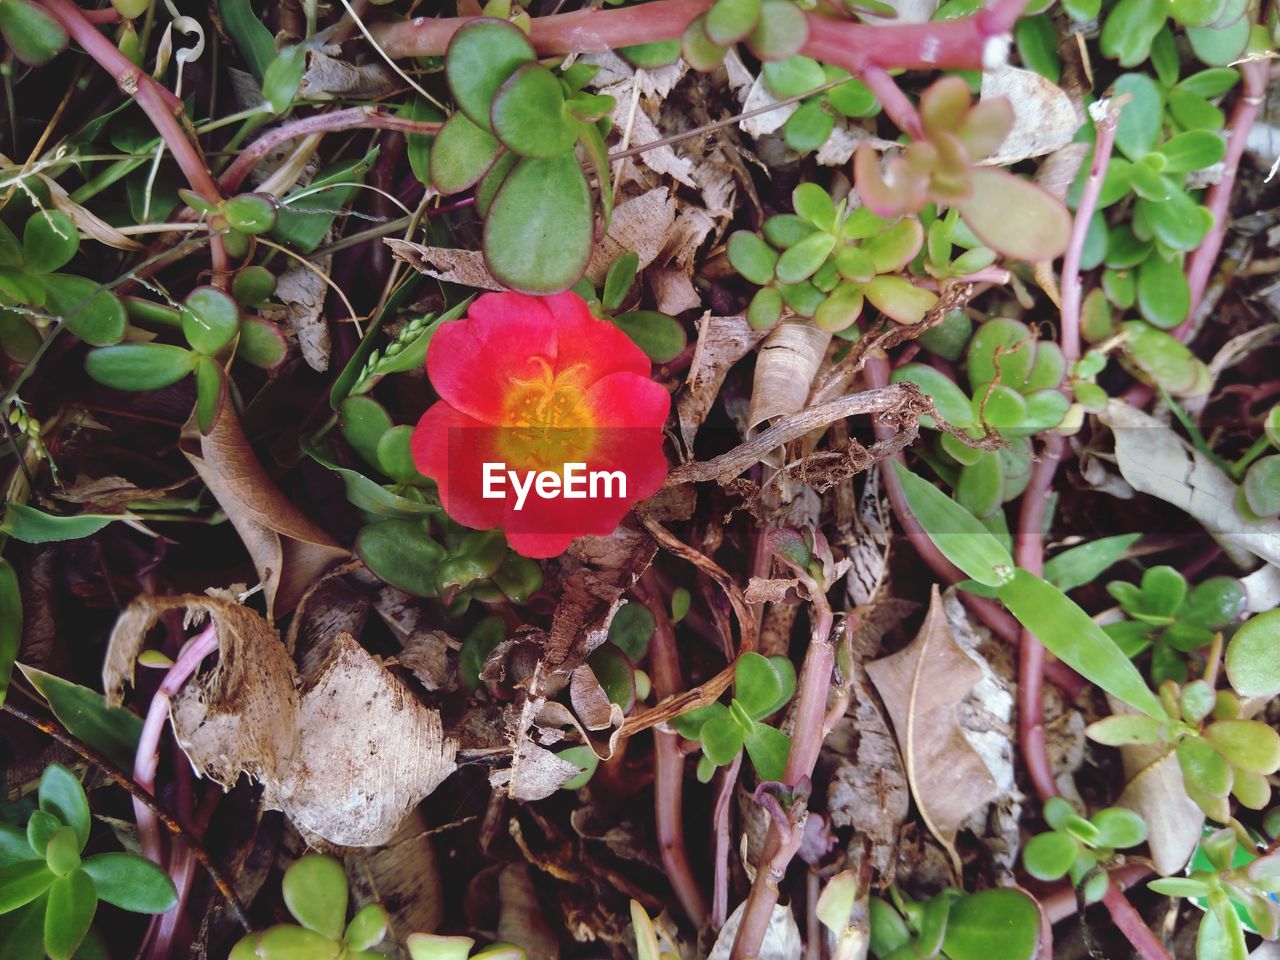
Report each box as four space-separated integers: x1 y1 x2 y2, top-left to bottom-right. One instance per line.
370 0 1032 75
1014 434 1064 803
731 603 836 960
1178 60 1271 337
218 106 443 194
711 753 743 930
638 573 710 928
1040 864 1151 924
861 67 923 140
37 0 228 281
81 5 118 21
1059 106 1119 365
133 622 218 865
1101 881 1175 960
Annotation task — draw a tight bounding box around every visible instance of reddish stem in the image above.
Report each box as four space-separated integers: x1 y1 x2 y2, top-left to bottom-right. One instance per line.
1013 434 1064 803
731 601 837 960
370 0 1032 79
1101 880 1175 960
1178 60 1271 338
1040 864 1151 924
37 0 228 280
637 572 710 928
1060 104 1119 365
711 753 742 930
217 106 443 194
861 67 923 140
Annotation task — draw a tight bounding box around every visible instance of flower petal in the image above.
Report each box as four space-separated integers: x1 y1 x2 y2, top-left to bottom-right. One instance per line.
425 292 559 421
542 292 654 384
411 401 507 531
583 372 671 431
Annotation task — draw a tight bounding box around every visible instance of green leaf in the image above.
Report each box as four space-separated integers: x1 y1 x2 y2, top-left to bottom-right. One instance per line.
1199 892 1248 960
1187 15 1250 66
1203 720 1280 773
727 231 778 286
283 854 348 939
1112 73 1166 160
610 311 686 363
603 252 639 312
0 560 17 710
1023 831 1077 880
356 519 447 597
783 99 835 152
0 894 46 960
700 709 745 766
775 230 835 284
445 18 535 133
42 870 95 960
339 395 393 472
617 40 682 68
239 317 288 369
194 355 223 433
747 286 783 329
231 265 276 307
1091 807 1148 848
345 904 388 952
1085 713 1166 745
302 439 436 518
18 665 142 771
1225 609 1280 697
182 286 240 355
744 0 807 60
1159 130 1227 174
214 0 275 80
375 426 425 486
0 0 67 65
85 343 196 391
743 722 791 781
607 603 655 662
1138 253 1191 329
253 924 342 960
1147 877 1213 897
1177 735 1233 796
1043 534 1140 592
998 570 1169 721
483 153 593 294
942 888 1040 960
680 14 727 72
706 0 761 45
38 766 89 852
273 147 378 253
734 652 796 719
587 643 636 712
960 168 1069 260
1169 0 1226 26
403 97 443 188
864 275 937 325
1244 454 1280 516
43 829 79 878
0 861 55 913
893 463 1014 585
827 75 879 118
491 63 580 159
223 193 277 235
459 616 505 691
42 274 126 346
1 504 117 544
763 56 827 98
262 44 306 115
792 184 837 233
957 453 1004 519
1099 0 1167 67
1182 576 1246 629
22 211 77 274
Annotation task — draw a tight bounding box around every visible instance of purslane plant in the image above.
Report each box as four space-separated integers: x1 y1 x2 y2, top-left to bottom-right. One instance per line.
1022 798 1149 902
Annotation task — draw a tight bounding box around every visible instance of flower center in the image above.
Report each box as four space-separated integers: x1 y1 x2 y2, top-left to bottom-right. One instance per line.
500 357 595 469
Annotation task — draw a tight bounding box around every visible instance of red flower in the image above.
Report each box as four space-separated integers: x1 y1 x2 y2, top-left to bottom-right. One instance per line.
411 291 670 558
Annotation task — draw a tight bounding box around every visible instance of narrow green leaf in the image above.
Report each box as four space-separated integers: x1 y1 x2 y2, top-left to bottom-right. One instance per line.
18 665 142 770
892 463 1014 586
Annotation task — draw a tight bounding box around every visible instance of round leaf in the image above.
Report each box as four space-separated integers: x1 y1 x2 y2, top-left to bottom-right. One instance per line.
22 211 78 274
761 55 826 98
1226 609 1280 697
239 317 288 369
942 888 1040 960
0 0 67 64
1244 454 1280 517
607 602 655 662
957 168 1071 261
727 231 778 285
356 518 447 597
705 0 761 45
42 274 126 346
182 286 241 355
747 286 782 329
430 112 502 196
611 311 687 363
43 828 79 878
1137 254 1191 329
1203 720 1280 774
1176 735 1233 797
1022 831 1077 880
38 765 89 851
445 18 535 132
484 153 593 294
282 854 348 939
1113 73 1165 158
345 904 388 951
491 63 580 159
80 853 178 913
1090 807 1148 848
223 193 278 235
745 0 807 60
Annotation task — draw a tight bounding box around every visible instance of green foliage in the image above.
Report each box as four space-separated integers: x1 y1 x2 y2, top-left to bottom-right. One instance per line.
407 933 526 960
868 887 1039 960
1104 567 1246 684
670 652 796 783
573 255 688 363
681 0 807 72
760 56 882 153
1022 798 1147 902
727 182 935 333
0 0 68 65
0 765 176 960
231 854 390 960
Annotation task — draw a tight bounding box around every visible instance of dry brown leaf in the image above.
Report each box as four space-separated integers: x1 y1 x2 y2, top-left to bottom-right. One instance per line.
105 595 456 847
662 206 719 273
345 809 444 945
394 630 455 691
39 174 143 251
183 409 347 620
678 314 768 448
53 475 186 512
584 187 676 285
273 258 332 372
299 48 397 100
1102 400 1280 568
569 664 616 731
865 586 999 874
498 864 561 960
491 740 580 801
748 321 832 431
981 65 1080 166
385 240 503 290
649 266 701 315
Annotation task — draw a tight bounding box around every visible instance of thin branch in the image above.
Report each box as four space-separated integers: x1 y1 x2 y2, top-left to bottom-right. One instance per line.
2 700 252 931
1100 879 1175 960
218 106 442 195
636 572 710 928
